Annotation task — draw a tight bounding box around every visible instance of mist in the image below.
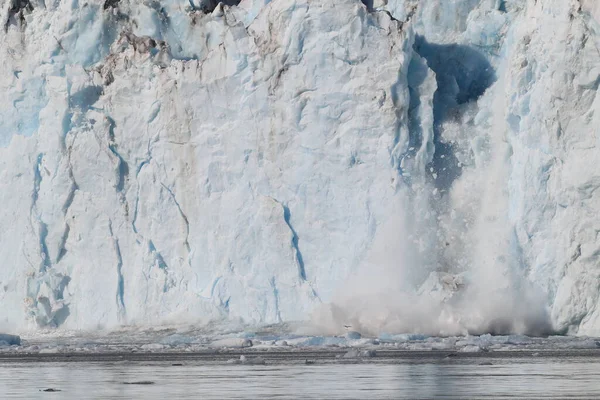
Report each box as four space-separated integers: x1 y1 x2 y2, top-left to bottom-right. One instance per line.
308 55 555 339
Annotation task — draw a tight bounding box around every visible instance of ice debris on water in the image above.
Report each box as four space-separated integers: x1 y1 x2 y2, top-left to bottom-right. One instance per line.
4 329 600 357
459 345 487 353
0 334 21 346
342 349 376 358
210 338 253 348
228 355 266 365
141 343 166 351
342 349 360 358
361 350 377 357
160 334 194 346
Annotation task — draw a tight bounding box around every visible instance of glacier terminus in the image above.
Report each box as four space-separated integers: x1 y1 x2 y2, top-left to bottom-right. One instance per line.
0 0 599 338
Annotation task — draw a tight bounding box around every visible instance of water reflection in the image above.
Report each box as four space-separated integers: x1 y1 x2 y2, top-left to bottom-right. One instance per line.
1 357 599 399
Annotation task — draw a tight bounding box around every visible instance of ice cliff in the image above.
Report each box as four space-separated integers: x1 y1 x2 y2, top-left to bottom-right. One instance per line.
0 0 598 336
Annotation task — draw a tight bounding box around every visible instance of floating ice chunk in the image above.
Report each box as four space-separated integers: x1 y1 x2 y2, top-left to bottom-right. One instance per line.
430 338 458 350
555 338 600 350
238 355 266 365
345 331 362 340
0 334 20 346
210 338 253 348
286 336 348 347
456 335 493 349
39 348 59 354
141 343 166 351
379 333 429 342
342 348 376 358
503 335 534 346
361 349 377 357
160 334 194 346
342 349 360 358
459 345 485 353
247 356 266 365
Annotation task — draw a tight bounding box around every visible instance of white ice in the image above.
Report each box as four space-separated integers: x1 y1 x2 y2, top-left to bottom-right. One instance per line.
0 0 598 338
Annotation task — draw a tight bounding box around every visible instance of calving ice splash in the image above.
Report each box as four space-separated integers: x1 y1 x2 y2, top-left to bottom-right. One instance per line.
0 0 598 338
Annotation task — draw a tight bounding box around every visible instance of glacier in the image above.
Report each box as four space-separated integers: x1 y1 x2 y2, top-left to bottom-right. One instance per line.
0 0 598 338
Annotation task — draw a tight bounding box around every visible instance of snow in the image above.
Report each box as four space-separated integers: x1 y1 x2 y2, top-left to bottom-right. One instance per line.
0 0 599 338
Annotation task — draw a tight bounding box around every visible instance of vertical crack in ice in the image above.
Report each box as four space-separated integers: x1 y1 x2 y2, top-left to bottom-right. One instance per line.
38 222 52 272
132 140 153 237
30 153 52 272
109 143 129 192
270 276 282 323
31 154 42 207
281 204 307 281
106 116 129 193
131 189 140 236
57 148 79 263
210 276 222 297
210 276 231 314
148 238 172 292
148 240 169 271
160 183 191 254
56 224 70 264
390 69 408 175
108 220 126 320
398 52 436 187
134 155 175 287
62 181 78 215
27 155 74 327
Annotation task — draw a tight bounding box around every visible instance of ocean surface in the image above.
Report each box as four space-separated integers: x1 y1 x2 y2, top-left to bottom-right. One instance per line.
1 351 599 399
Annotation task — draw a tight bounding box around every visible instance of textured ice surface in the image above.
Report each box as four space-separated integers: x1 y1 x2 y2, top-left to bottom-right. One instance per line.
0 0 599 337
0 0 413 330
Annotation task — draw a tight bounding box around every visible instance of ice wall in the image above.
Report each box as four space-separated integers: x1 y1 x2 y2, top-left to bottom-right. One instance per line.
0 0 598 336
375 0 599 336
499 0 600 336
0 0 416 330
